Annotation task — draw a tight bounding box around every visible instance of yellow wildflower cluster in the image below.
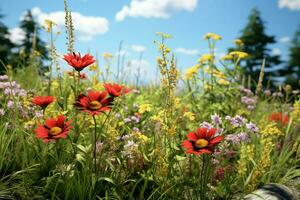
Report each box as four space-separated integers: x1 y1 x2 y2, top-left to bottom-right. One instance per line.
138 103 152 114
185 64 200 80
246 137 274 192
198 54 214 64
261 123 283 137
237 144 255 176
291 100 300 125
183 111 195 121
132 131 149 145
204 33 222 41
229 51 249 59
217 78 230 86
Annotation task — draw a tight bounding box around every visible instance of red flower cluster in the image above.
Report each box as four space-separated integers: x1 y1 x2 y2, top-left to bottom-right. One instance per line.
32 96 55 108
182 127 223 155
35 115 72 142
64 52 95 71
75 91 114 115
269 112 289 126
104 83 131 97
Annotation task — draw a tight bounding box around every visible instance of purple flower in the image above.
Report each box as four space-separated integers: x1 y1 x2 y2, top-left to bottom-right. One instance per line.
246 122 259 133
133 127 140 132
200 121 213 129
0 75 8 81
7 100 14 109
211 113 222 126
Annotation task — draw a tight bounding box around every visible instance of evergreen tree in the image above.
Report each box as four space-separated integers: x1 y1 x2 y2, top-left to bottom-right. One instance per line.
280 26 300 88
229 8 281 85
19 10 48 66
0 10 15 73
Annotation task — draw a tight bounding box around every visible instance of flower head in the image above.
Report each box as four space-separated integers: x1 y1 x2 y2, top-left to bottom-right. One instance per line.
229 51 248 59
32 96 55 109
34 115 72 142
185 64 200 80
63 52 95 71
268 112 289 127
198 54 214 64
104 83 131 97
204 33 222 40
182 127 223 155
75 90 114 115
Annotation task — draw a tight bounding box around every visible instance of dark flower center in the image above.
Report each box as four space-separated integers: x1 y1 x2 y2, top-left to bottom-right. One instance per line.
49 127 62 136
89 101 102 110
195 139 208 148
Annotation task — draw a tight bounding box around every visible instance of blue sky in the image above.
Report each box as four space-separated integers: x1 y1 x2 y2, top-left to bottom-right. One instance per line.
0 0 300 82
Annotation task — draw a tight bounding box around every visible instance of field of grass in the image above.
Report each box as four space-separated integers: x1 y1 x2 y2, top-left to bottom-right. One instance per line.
0 10 300 200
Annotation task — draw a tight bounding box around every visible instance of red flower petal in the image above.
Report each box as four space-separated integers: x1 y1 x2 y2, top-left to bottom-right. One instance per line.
186 132 198 141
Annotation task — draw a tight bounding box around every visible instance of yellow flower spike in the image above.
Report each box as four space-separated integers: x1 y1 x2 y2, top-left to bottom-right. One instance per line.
217 79 230 86
184 64 200 80
51 81 60 90
229 51 249 59
234 39 244 46
198 54 214 64
203 33 222 41
221 54 234 61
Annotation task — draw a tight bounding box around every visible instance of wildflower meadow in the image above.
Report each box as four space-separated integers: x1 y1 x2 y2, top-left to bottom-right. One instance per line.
1 0 300 199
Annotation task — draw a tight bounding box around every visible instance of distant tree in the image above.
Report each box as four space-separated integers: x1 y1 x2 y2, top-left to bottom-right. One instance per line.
280 26 300 88
0 10 15 73
229 8 281 86
19 10 48 66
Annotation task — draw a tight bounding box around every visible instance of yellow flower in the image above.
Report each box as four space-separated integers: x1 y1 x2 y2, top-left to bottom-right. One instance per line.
212 70 226 79
261 123 283 137
102 52 113 60
44 19 57 32
89 65 98 71
198 54 214 64
183 112 195 121
217 79 230 86
229 51 248 59
185 64 200 80
233 39 244 46
51 81 60 90
221 54 233 61
204 33 222 40
138 103 152 114
204 83 213 91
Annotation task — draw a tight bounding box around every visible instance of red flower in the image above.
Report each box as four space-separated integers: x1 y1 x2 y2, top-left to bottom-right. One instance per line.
104 83 131 97
75 90 114 115
182 127 223 155
34 115 72 142
269 112 289 126
32 96 55 108
63 52 95 71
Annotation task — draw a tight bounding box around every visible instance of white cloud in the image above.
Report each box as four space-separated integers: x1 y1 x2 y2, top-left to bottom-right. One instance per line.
279 36 290 43
131 45 146 52
271 48 281 56
29 7 109 41
116 0 198 21
278 0 300 10
176 47 199 56
9 27 25 44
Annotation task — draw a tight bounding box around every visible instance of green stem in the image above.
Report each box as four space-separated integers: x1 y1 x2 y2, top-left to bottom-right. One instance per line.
92 115 97 174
